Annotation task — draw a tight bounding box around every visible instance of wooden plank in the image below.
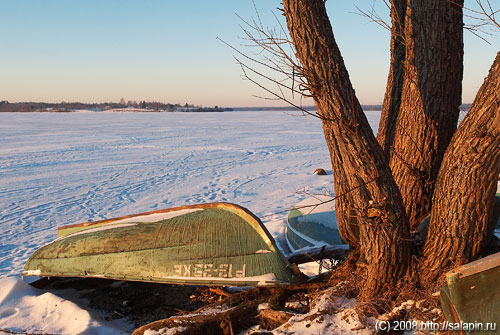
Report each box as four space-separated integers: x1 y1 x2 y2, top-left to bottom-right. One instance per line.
447 251 500 280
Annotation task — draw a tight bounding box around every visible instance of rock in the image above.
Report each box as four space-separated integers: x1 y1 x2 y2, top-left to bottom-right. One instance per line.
313 168 327 175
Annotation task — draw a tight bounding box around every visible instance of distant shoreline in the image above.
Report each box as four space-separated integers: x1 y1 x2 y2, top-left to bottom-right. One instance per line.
0 101 472 113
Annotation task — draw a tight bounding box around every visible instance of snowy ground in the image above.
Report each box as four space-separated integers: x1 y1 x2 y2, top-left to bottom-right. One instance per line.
1 109 460 335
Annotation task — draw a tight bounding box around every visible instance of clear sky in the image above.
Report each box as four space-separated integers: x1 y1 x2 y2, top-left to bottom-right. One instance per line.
0 1 498 107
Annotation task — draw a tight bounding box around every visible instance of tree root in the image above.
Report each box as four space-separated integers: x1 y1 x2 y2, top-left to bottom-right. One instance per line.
256 309 295 330
132 298 265 335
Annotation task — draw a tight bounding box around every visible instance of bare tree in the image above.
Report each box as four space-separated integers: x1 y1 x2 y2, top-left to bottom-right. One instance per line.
235 0 500 302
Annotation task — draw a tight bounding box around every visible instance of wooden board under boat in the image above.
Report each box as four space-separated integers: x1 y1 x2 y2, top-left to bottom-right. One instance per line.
23 202 301 286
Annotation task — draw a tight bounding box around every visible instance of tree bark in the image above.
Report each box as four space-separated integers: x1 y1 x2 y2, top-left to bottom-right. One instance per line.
282 0 411 301
420 52 500 284
377 0 407 161
378 0 464 231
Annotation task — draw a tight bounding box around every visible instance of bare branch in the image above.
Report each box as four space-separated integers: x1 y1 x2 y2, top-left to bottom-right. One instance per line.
235 57 308 99
449 0 500 39
217 3 330 119
354 3 391 33
237 60 321 120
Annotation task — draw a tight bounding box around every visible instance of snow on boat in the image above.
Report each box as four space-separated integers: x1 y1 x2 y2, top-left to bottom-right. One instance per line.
286 195 348 253
23 203 301 286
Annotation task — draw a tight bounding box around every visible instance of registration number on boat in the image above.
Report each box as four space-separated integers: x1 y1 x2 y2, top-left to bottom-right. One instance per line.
173 263 246 278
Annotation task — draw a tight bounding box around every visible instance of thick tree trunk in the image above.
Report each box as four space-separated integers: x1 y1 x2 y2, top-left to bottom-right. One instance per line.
282 0 411 301
378 0 463 231
420 52 500 285
377 0 406 162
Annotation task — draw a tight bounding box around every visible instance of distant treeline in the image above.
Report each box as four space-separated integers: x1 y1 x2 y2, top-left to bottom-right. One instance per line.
0 101 232 113
0 100 173 112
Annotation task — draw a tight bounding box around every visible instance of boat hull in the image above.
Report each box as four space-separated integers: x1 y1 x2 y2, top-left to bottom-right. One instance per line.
286 195 347 253
23 203 300 286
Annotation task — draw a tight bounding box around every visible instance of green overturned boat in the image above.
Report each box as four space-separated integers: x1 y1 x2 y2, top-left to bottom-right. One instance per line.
286 195 347 252
23 203 301 286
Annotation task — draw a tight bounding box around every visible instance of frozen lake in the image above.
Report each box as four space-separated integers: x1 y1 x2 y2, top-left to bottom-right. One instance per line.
0 110 384 334
0 110 381 278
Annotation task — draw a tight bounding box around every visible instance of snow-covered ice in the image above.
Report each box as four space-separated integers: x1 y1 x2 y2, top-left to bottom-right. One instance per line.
0 110 382 334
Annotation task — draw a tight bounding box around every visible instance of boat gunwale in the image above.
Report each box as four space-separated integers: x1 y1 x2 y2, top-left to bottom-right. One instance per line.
21 273 286 287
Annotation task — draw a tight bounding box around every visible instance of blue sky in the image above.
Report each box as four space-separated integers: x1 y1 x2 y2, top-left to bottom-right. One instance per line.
0 1 498 107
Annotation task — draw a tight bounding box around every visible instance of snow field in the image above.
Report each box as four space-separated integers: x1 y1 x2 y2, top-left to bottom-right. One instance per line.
0 110 384 334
